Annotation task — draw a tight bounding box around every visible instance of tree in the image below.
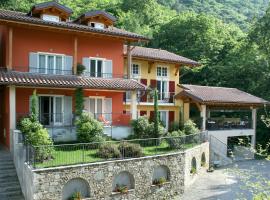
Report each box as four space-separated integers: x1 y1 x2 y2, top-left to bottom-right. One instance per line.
75 87 84 117
30 89 38 122
153 89 159 138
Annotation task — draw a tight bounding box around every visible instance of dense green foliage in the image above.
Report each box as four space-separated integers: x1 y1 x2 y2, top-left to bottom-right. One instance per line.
75 88 84 116
131 116 165 139
118 142 144 158
97 143 121 159
75 113 105 143
19 91 54 161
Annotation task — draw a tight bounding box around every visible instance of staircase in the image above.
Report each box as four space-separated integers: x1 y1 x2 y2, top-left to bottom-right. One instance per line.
209 135 233 166
0 147 24 200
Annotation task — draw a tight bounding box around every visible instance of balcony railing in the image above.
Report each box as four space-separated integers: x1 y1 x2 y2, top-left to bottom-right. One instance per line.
16 112 131 128
206 117 252 130
125 92 175 104
29 67 73 75
82 72 128 79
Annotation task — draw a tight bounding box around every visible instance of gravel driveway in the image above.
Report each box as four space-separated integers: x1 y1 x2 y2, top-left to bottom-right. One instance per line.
181 160 270 200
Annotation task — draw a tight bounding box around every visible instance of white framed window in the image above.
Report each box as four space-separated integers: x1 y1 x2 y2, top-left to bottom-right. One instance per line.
42 14 60 22
90 58 104 77
157 66 168 78
83 57 113 78
132 63 140 78
38 53 64 74
157 80 169 100
159 111 168 130
89 22 105 29
38 95 64 126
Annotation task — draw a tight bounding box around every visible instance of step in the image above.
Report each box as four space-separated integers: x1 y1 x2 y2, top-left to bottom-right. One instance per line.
0 190 23 197
0 164 16 170
0 180 22 188
0 160 15 165
0 168 17 177
0 185 22 193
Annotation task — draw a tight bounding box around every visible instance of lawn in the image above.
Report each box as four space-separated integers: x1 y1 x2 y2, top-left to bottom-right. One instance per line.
35 140 199 168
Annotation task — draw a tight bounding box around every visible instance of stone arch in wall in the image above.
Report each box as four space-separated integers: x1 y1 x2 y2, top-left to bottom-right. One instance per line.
62 178 90 200
152 165 170 183
190 157 197 174
112 171 135 192
201 152 206 167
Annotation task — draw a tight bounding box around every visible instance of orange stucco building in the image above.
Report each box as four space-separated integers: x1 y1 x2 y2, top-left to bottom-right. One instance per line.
0 1 147 147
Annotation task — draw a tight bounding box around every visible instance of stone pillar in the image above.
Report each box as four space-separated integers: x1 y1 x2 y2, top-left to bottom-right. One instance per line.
183 102 190 122
130 91 137 119
251 108 257 148
200 105 207 131
9 85 16 151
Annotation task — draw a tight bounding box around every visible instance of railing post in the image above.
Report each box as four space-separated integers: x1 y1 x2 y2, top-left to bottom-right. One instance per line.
82 144 85 163
33 146 36 169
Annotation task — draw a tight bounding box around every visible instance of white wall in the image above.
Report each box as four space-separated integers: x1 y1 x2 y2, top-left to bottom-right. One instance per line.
208 129 255 145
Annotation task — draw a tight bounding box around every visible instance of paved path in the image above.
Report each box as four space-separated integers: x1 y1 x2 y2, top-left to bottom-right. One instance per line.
182 160 270 200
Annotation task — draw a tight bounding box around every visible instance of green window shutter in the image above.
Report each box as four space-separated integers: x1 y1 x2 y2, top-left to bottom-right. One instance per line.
29 52 38 73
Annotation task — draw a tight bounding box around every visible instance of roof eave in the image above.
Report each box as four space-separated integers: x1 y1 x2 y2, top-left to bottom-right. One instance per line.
0 18 149 42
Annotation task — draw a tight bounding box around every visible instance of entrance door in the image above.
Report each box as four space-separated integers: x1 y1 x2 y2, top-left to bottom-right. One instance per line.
39 96 63 126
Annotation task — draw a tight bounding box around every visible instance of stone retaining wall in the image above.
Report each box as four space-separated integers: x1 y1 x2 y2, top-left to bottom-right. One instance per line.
15 140 209 200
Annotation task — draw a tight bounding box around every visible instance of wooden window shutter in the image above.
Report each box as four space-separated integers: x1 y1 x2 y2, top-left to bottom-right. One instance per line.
150 79 157 89
140 79 147 102
29 52 38 73
150 111 154 122
104 60 113 78
169 81 175 103
169 111 175 130
63 96 72 125
64 56 73 75
140 111 147 116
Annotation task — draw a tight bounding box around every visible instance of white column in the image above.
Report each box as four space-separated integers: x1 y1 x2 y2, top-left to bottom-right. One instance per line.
200 105 207 131
9 85 16 151
251 108 257 148
130 91 137 120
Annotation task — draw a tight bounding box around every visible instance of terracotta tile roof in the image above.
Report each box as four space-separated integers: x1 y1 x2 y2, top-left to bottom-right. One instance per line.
77 10 117 22
124 45 199 66
176 84 268 106
30 1 73 14
0 9 148 41
0 70 146 91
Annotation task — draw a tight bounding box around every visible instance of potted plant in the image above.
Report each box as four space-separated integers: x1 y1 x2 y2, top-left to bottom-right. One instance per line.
190 166 197 174
114 184 129 194
69 191 82 200
77 63 86 76
152 177 167 187
207 166 215 173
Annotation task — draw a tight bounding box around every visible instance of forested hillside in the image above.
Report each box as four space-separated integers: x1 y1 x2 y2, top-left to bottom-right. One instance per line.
158 0 269 30
0 0 269 145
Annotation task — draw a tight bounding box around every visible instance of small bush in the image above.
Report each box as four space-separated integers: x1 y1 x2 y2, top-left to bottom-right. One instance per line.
190 166 197 174
75 113 105 143
131 116 165 139
153 177 167 186
118 142 144 158
167 130 185 149
19 118 54 161
183 120 199 135
97 143 121 159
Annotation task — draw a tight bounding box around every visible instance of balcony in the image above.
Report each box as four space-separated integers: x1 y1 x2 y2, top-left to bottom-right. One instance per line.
29 67 73 75
206 117 252 131
16 112 131 128
125 92 175 104
82 72 128 79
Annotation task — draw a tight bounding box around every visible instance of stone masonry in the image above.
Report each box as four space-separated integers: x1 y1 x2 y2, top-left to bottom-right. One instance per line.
29 142 209 200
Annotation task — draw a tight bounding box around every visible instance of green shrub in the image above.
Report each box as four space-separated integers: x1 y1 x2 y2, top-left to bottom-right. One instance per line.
118 142 144 158
131 116 165 139
190 166 197 174
97 143 121 159
183 120 200 135
153 177 167 186
75 113 105 143
19 118 54 161
167 130 185 149
77 63 86 75
169 121 180 132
